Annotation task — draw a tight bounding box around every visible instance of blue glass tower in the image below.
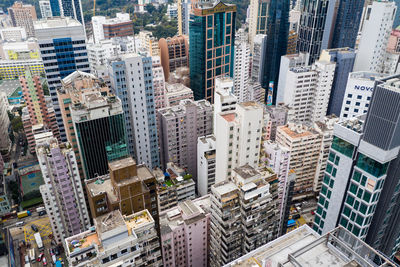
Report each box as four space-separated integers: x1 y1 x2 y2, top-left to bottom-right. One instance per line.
261 0 290 105
331 0 365 49
49 0 84 25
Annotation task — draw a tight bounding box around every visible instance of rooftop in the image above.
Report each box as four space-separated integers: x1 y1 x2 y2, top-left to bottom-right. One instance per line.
225 226 396 267
278 124 317 139
65 230 100 255
34 17 82 30
221 112 236 122
212 181 237 197
95 210 126 234
108 157 136 172
233 164 259 179
124 209 154 231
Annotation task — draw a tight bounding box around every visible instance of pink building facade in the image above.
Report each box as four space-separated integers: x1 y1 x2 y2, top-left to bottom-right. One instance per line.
387 27 400 52
160 195 210 267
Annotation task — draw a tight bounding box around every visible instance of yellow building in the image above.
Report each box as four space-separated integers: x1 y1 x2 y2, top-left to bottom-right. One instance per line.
0 59 44 80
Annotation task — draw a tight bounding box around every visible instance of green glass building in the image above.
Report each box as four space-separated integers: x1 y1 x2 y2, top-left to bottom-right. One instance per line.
189 1 236 103
72 94 128 180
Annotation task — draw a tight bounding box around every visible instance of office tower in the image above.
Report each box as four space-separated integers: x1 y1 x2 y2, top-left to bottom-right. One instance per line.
8 2 37 37
177 0 191 35
70 88 127 180
262 104 292 141
261 140 292 234
251 34 267 84
37 135 90 244
158 35 189 81
281 60 336 122
39 0 53 19
248 0 268 49
340 72 384 120
354 1 396 73
57 71 110 181
287 30 298 55
157 99 213 180
108 53 160 168
330 0 364 49
314 75 400 258
156 162 196 212
214 77 237 134
91 13 133 43
319 48 356 116
152 56 167 110
0 92 11 153
276 123 321 200
297 0 337 64
226 225 395 267
276 52 309 104
0 27 27 41
86 157 159 221
215 102 263 182
65 209 162 267
197 135 216 196
35 17 90 142
189 1 236 103
233 28 250 102
160 195 210 267
20 69 60 153
210 165 276 266
165 82 194 107
49 0 84 25
259 0 290 104
313 116 338 192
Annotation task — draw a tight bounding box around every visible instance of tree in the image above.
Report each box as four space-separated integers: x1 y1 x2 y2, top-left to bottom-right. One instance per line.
11 117 23 133
42 82 50 96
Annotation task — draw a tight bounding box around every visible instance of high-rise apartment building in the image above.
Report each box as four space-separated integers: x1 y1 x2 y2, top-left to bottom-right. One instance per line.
152 56 167 110
339 72 384 120
296 0 337 64
157 162 196 212
108 53 160 168
330 0 364 49
35 17 90 142
39 0 53 19
8 2 37 37
251 34 267 84
20 69 60 153
213 77 237 133
319 48 356 116
164 82 194 107
86 157 159 221
276 52 309 104
215 102 263 182
49 0 84 25
262 104 292 141
157 99 213 180
210 165 277 266
70 88 127 180
37 135 90 244
158 35 189 81
233 28 250 102
276 123 321 200
354 1 396 73
0 92 11 153
281 60 336 123
197 135 216 196
314 75 400 259
160 195 210 267
189 1 236 103
0 27 27 41
65 209 162 266
92 13 133 43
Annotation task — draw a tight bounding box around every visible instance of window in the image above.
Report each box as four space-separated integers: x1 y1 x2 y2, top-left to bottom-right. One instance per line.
343 206 351 217
353 171 361 182
361 176 367 186
360 203 368 214
350 183 357 194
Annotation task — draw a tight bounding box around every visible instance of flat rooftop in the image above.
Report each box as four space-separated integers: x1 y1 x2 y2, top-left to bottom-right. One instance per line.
233 164 259 179
108 156 136 172
124 209 153 230
95 210 126 234
34 17 82 30
225 225 396 267
86 176 117 203
212 181 237 196
278 125 316 139
221 112 236 122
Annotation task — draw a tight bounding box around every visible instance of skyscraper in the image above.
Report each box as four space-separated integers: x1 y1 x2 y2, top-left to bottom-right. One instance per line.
39 0 53 19
8 2 37 37
37 135 90 244
353 1 396 73
189 1 236 103
49 0 84 25
233 28 250 102
248 0 268 50
70 89 127 180
0 92 11 154
260 0 290 104
296 0 337 64
35 17 90 142
177 0 191 35
330 0 364 49
314 74 400 259
108 53 160 169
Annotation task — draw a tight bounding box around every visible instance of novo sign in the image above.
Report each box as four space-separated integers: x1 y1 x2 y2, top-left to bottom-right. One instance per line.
354 85 373 92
